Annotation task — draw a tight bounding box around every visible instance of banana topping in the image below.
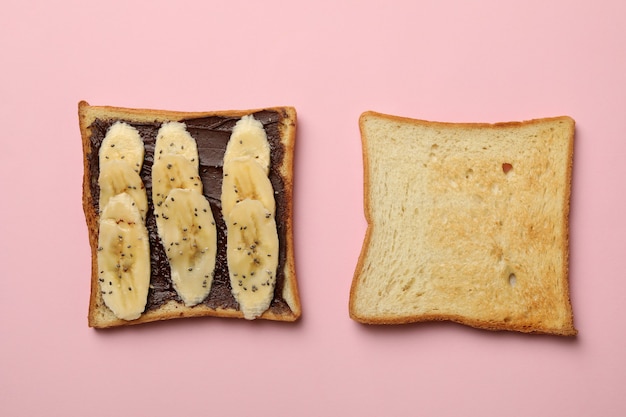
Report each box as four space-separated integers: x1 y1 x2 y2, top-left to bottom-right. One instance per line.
152 154 203 215
224 115 271 175
152 122 217 306
97 193 151 320
221 157 275 222
99 121 145 172
97 122 150 321
222 115 278 319
227 199 279 319
158 188 217 306
96 116 278 320
99 160 148 221
154 121 199 166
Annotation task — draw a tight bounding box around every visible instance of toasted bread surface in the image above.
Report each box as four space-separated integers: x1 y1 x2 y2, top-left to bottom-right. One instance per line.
350 111 576 336
80 101 300 328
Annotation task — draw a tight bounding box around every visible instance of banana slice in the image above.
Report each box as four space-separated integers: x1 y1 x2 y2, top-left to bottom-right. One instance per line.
154 121 199 166
221 157 275 221
158 188 217 306
99 160 148 220
99 122 144 173
226 198 279 320
97 193 150 321
224 115 271 175
152 155 203 215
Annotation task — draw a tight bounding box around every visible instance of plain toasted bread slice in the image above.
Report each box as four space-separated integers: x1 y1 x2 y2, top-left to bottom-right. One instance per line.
350 111 576 336
79 101 301 328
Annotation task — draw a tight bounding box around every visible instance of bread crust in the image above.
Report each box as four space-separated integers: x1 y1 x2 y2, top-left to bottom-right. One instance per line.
80 101 300 328
350 111 576 336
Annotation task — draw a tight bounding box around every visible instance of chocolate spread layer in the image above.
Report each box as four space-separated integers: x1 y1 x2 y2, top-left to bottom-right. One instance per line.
87 110 291 315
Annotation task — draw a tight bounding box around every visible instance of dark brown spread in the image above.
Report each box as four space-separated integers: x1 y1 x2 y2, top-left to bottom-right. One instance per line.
87 110 292 315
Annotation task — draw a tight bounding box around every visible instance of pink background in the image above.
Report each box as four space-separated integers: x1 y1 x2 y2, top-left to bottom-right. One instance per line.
2 1 625 416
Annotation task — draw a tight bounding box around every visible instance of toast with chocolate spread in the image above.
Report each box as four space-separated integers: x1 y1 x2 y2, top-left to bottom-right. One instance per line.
350 111 576 335
79 101 301 328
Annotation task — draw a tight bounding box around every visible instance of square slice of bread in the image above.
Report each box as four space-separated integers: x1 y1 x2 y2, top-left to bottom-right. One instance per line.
79 101 301 328
350 111 576 336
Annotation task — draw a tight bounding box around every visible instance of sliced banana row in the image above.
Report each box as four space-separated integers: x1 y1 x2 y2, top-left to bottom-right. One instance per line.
222 115 278 320
152 122 217 307
97 122 150 320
